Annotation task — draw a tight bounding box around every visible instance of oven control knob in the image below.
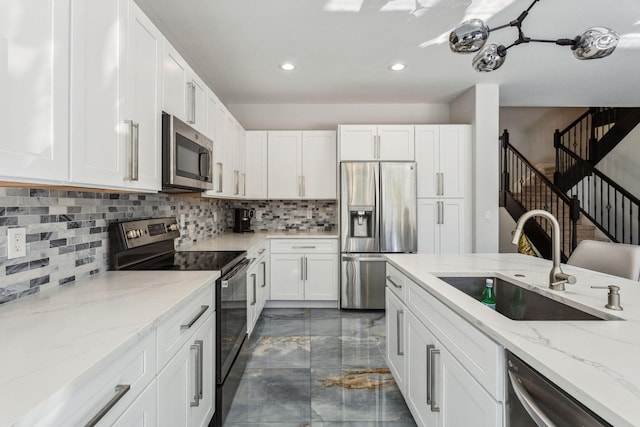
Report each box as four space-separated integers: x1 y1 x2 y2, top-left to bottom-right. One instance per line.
135 229 143 237
168 223 179 232
126 230 135 239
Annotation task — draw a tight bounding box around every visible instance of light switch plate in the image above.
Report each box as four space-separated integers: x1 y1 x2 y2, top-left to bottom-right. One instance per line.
306 210 313 219
8 227 26 259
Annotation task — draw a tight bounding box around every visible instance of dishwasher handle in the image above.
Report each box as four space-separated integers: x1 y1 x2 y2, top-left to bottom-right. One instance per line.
508 370 556 427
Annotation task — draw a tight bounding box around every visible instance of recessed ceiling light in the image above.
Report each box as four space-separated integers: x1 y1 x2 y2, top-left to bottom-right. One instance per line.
389 63 406 71
280 63 296 71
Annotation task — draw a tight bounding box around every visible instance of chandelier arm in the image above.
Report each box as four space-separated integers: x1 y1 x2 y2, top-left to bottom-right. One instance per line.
528 38 578 46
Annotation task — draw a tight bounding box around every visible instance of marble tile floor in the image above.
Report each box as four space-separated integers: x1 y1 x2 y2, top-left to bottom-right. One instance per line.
224 308 417 427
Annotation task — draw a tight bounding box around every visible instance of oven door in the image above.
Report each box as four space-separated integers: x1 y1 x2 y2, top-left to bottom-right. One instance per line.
217 258 250 382
162 112 213 192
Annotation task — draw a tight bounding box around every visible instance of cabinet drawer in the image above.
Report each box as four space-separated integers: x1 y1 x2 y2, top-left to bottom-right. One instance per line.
157 284 213 370
36 331 156 427
270 238 338 254
247 240 268 260
386 263 407 302
406 279 503 400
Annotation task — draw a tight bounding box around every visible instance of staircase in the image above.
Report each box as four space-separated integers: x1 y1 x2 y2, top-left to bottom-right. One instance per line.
501 106 640 261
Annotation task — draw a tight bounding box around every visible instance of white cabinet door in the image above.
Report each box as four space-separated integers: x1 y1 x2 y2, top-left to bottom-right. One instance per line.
247 262 259 335
245 131 268 199
385 288 406 393
304 253 338 300
162 39 187 120
416 125 440 198
190 314 215 427
270 253 304 300
406 312 440 427
268 131 303 199
126 2 162 191
416 125 469 199
339 125 376 161
233 122 246 197
378 125 414 161
69 0 127 187
185 72 206 134
302 131 336 199
417 199 439 254
439 346 502 427
221 109 236 196
157 341 190 427
0 0 69 182
112 381 157 427
440 199 465 254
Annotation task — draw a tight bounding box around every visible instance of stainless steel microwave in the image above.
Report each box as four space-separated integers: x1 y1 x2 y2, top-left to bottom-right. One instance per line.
162 112 213 192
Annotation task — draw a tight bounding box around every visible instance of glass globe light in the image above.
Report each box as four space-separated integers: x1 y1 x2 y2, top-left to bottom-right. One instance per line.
472 43 507 72
573 27 620 60
449 19 490 53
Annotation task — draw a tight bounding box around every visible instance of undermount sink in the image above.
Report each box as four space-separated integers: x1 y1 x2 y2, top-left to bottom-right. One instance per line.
437 276 619 321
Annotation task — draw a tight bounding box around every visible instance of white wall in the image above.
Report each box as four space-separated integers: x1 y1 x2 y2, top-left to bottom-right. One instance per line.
597 123 640 200
451 84 500 253
227 103 450 130
499 107 587 165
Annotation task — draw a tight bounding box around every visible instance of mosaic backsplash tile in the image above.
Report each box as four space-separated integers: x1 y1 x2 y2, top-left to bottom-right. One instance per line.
0 188 228 304
0 189 338 305
227 200 337 232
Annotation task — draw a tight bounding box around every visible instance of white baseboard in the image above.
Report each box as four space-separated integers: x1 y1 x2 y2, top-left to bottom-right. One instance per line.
264 300 339 309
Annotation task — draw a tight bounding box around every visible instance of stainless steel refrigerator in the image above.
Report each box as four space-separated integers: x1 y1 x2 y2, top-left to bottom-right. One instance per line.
340 162 416 309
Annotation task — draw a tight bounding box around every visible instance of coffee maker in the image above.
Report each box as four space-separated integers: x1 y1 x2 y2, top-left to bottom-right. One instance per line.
233 208 254 233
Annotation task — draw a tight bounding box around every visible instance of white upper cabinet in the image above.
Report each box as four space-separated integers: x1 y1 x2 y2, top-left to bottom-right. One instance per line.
416 125 470 199
0 0 70 183
162 40 188 120
267 131 303 199
267 131 336 199
186 70 206 135
70 0 162 191
233 121 246 197
245 131 268 199
339 125 414 161
302 131 337 199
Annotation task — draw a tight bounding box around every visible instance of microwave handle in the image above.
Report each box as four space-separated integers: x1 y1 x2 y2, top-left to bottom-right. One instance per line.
199 151 211 180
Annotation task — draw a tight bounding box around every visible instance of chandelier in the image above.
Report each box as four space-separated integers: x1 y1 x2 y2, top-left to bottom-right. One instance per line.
449 0 620 72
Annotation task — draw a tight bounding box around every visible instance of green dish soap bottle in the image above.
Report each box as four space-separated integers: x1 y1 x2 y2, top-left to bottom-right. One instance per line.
481 279 496 310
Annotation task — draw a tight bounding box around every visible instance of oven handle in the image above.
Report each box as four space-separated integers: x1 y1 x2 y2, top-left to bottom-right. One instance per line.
221 258 251 286
508 370 556 427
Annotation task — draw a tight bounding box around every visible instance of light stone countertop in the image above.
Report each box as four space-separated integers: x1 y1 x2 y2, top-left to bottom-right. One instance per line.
385 253 640 427
180 230 339 253
0 269 220 427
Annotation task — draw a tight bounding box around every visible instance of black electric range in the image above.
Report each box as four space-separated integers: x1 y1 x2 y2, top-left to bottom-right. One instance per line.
109 217 249 427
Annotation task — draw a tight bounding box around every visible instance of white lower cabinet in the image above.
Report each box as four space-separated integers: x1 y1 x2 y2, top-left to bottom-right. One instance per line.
158 312 215 427
112 380 158 427
387 265 504 427
270 239 339 301
385 288 406 392
247 241 269 335
417 198 466 254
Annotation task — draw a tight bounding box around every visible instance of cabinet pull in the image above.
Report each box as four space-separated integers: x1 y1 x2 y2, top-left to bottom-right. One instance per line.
386 276 402 289
261 261 266 287
242 173 246 196
196 340 204 400
217 163 223 192
304 256 308 280
396 310 404 356
187 81 196 124
181 305 209 330
84 384 131 427
437 173 443 196
258 248 266 255
132 122 139 181
300 257 304 280
292 245 316 249
428 345 440 412
251 273 257 305
125 120 139 181
190 341 202 407
234 170 239 195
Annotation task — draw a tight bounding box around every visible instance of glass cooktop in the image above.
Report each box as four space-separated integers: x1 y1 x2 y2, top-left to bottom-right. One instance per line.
129 250 246 274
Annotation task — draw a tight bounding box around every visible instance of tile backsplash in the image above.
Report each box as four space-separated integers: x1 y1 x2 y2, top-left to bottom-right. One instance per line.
0 188 228 304
0 188 338 305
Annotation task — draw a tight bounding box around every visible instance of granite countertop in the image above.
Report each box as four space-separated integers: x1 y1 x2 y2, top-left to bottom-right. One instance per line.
385 253 640 427
180 230 339 252
0 269 220 426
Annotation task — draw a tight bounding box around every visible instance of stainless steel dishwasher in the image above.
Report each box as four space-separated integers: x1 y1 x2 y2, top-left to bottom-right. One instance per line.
506 350 612 427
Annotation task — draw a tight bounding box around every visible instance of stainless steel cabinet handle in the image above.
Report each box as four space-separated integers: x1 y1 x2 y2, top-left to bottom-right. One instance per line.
508 370 555 426
258 248 266 255
251 273 257 305
426 344 434 405
429 346 440 412
187 81 196 124
217 163 223 192
125 120 138 181
84 384 131 427
189 341 201 407
196 340 204 400
292 245 316 249
234 170 239 195
242 173 246 196
181 305 209 330
386 275 402 289
437 173 443 196
396 310 404 356
304 256 308 280
261 261 266 287
300 257 304 280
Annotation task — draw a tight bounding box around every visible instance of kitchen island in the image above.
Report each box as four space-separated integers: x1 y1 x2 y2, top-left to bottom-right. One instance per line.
385 253 640 427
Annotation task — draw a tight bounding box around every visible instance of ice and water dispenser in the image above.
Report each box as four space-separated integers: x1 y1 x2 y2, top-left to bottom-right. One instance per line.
349 208 374 238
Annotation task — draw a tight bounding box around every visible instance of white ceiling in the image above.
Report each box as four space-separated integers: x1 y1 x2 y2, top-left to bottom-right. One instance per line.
135 0 640 107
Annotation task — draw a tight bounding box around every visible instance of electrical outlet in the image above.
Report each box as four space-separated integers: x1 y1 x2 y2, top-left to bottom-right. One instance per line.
8 227 26 259
180 213 186 227
256 211 262 221
306 210 313 219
